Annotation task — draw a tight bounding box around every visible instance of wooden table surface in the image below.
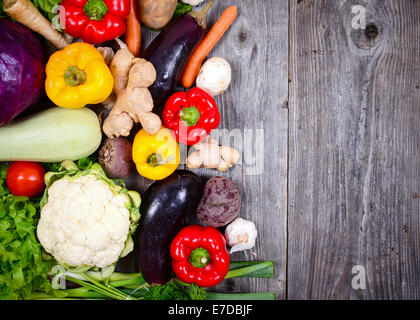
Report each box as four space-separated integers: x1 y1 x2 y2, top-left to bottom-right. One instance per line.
120 0 420 300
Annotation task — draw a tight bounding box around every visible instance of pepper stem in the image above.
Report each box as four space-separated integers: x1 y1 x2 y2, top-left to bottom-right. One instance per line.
84 0 108 21
180 106 201 127
64 66 87 87
189 248 210 268
190 0 215 29
147 153 175 167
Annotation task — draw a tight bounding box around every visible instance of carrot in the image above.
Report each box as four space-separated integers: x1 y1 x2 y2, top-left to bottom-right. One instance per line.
181 5 238 88
3 0 68 49
125 0 141 57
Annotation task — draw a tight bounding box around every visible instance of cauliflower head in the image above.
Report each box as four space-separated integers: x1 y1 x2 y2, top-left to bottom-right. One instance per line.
37 161 141 269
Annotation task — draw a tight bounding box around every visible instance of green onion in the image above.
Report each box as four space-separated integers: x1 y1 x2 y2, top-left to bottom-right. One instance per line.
80 272 135 300
205 291 275 300
228 261 274 278
66 275 129 300
225 261 274 279
28 260 275 300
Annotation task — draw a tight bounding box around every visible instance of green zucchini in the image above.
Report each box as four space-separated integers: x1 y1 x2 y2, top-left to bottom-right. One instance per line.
0 107 102 162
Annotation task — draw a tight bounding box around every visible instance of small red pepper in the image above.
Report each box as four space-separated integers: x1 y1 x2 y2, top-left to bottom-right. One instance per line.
170 225 230 287
162 87 221 146
59 0 130 44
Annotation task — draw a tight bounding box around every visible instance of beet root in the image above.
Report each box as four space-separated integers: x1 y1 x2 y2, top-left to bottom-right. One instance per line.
98 137 135 179
196 176 241 227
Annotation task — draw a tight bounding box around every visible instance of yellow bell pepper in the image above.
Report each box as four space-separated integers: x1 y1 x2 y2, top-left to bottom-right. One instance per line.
45 42 114 109
133 128 180 181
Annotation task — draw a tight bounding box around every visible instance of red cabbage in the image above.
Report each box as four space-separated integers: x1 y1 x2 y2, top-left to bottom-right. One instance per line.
0 20 46 127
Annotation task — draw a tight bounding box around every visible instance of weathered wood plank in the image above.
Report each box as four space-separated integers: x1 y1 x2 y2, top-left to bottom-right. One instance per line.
288 0 420 299
184 0 288 299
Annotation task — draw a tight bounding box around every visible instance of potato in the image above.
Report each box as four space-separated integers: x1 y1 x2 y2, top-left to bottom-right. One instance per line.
196 176 242 227
138 0 178 30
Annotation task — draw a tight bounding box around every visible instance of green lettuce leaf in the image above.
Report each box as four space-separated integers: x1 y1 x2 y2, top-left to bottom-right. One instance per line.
0 164 56 300
31 0 62 21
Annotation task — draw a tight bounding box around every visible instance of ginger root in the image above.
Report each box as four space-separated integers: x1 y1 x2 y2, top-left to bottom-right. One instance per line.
103 49 162 138
97 47 115 66
186 137 240 172
110 48 137 95
98 47 116 110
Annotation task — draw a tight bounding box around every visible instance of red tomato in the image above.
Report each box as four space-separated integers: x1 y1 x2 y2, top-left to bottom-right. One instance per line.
6 162 46 198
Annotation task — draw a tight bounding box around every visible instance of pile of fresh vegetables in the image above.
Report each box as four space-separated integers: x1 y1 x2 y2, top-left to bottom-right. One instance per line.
0 0 272 300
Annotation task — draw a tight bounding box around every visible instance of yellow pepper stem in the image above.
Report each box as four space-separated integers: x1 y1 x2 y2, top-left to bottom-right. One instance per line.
64 66 87 87
147 154 175 167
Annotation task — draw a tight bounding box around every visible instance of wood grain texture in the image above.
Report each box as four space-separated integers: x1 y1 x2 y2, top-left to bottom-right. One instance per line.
288 0 420 299
118 0 420 300
119 0 289 299
198 0 288 299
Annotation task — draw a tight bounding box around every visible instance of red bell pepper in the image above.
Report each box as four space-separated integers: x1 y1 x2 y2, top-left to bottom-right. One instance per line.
162 87 221 146
59 0 130 44
170 225 230 287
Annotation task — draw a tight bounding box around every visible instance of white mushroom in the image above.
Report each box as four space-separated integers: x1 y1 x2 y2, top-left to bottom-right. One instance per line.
196 57 232 96
224 218 258 253
181 0 205 6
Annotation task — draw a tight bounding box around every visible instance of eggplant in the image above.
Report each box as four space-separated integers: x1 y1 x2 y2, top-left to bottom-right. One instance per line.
141 15 205 116
137 170 203 285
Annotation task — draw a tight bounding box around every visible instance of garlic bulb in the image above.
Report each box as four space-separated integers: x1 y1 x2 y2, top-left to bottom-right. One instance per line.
224 218 257 253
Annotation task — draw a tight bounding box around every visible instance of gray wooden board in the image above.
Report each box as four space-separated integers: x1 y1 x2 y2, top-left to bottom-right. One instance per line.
118 0 420 300
118 0 289 300
288 0 420 299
